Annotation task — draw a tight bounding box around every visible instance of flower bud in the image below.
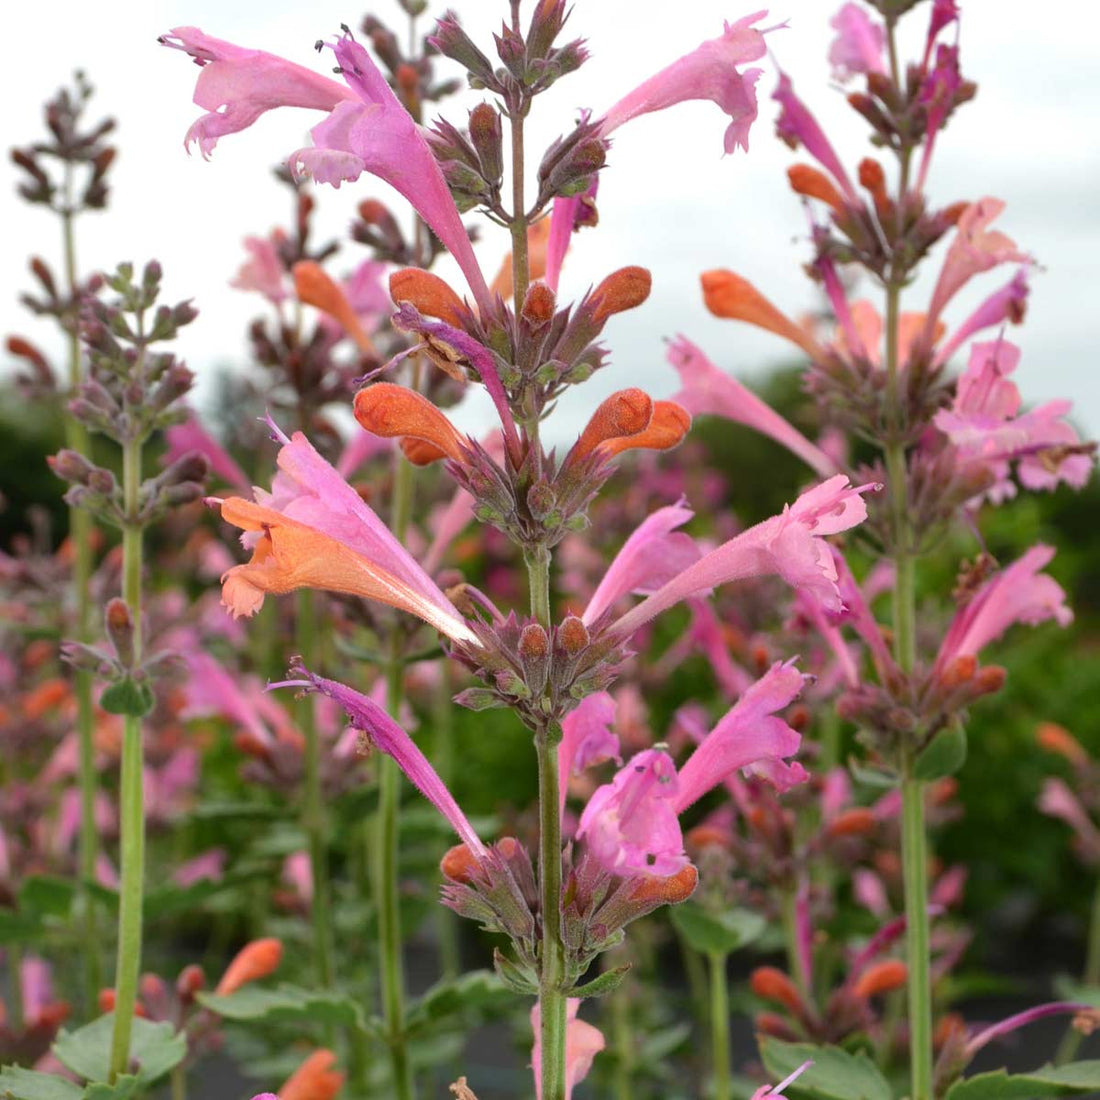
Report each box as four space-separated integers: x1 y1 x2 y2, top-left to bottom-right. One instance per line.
685 825 731 851
215 938 283 996
354 384 468 464
389 268 467 326
750 967 803 1013
556 615 589 656
468 103 503 186
48 449 95 485
590 266 651 324
827 808 876 837
628 865 698 906
853 959 907 999
429 14 497 86
519 622 551 693
973 665 1006 696
787 164 845 212
1037 722 1088 767
176 964 206 1004
400 437 448 466
105 598 135 668
279 1050 344 1100
596 401 691 459
522 282 556 327
569 389 653 464
526 481 556 520
440 843 483 885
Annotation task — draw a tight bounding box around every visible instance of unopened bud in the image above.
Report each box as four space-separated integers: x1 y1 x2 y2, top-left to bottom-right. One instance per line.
389 268 467 326
429 13 497 86
787 164 845 212
400 437 448 466
569 388 653 464
828 808 876 837
750 967 804 1013
685 825 730 851
105 598 135 667
973 665 1006 696
628 865 698 906
556 615 589 656
522 282 556 326
354 384 467 464
176 964 206 1004
215 938 283 996
1037 722 1088 766
48 449 95 485
469 103 503 185
590 266 651 324
596 400 691 459
853 959 907 999
440 843 482 884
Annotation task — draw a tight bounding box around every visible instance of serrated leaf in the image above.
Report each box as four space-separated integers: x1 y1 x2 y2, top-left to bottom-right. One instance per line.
671 904 765 957
0 1065 83 1100
566 964 631 999
196 984 371 1034
98 679 154 718
759 1038 891 1100
406 970 515 1035
945 1062 1100 1100
52 1015 185 1086
914 722 967 781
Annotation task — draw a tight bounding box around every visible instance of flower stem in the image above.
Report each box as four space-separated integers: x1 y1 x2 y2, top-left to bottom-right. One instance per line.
108 436 146 1082
509 103 529 316
1056 876 1100 1063
708 952 732 1100
296 589 337 995
61 191 101 1004
535 719 567 1100
376 421 418 1100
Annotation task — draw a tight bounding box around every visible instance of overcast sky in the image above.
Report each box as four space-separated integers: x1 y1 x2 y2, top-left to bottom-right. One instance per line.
3 0 1097 445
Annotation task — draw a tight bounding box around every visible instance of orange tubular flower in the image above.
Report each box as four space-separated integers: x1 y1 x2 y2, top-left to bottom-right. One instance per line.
569 388 653 465
628 865 698 906
400 437 449 466
215 937 283 995
279 1049 344 1100
750 966 804 1014
1037 721 1088 766
354 383 468 464
218 498 476 643
389 268 468 326
701 270 824 360
787 164 846 212
590 265 652 324
292 261 376 356
597 400 691 458
853 959 908 999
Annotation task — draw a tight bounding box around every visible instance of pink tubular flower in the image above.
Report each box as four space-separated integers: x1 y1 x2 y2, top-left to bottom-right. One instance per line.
828 3 886 82
160 28 356 154
773 73 858 204
531 999 605 1100
935 269 1030 366
751 1060 814 1100
277 664 486 859
933 340 1093 500
600 12 771 154
669 335 839 478
605 475 876 638
215 424 478 644
164 412 249 491
576 661 808 876
558 692 621 814
1039 778 1100 864
162 27 491 312
964 1002 1095 1060
582 500 701 626
925 199 1030 328
933 545 1072 675
914 43 962 192
231 234 289 303
545 178 598 293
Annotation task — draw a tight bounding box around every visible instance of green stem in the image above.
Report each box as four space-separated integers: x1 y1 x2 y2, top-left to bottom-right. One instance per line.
61 194 101 1003
1056 876 1100 1063
535 723 567 1100
8 944 24 1032
708 952 732 1100
297 589 337 994
509 104 529 316
900 767 932 1099
434 672 461 982
108 438 146 1082
170 1064 186 1100
375 427 418 1100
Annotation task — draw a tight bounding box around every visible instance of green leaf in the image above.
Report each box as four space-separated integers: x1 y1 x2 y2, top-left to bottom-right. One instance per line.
98 679 154 718
0 910 42 944
19 877 76 920
945 1062 1100 1100
0 1065 83 1100
52 1015 185 1086
566 964 631 999
670 904 766 957
196 984 371 1034
758 1038 891 1100
914 722 967 781
406 970 515 1036
82 1076 142 1100
847 757 898 790
492 949 538 995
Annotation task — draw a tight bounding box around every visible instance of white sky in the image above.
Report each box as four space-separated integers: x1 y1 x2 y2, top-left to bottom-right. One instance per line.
3 0 1097 444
